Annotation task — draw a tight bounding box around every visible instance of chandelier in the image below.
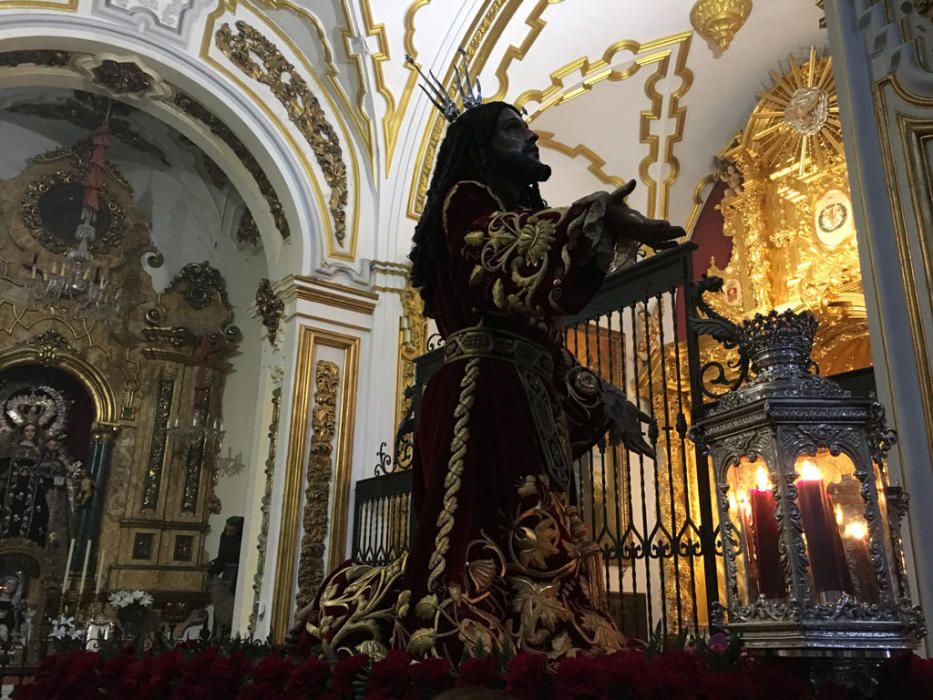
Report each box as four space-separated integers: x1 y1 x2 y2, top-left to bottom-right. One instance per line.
168 407 225 450
24 116 121 320
168 336 225 450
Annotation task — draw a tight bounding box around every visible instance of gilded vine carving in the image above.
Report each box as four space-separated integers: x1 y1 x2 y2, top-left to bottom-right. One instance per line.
255 278 284 346
215 21 348 247
249 386 282 636
296 361 340 608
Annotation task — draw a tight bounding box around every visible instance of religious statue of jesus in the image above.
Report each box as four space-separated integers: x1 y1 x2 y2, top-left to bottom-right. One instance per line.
292 65 683 662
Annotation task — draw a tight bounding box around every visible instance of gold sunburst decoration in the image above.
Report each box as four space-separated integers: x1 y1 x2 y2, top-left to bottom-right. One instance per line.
745 47 842 177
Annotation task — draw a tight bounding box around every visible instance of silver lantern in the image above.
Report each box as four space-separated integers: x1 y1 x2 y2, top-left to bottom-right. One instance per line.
692 308 925 655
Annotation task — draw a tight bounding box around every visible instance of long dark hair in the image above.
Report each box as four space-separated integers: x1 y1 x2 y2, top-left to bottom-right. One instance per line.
409 102 545 317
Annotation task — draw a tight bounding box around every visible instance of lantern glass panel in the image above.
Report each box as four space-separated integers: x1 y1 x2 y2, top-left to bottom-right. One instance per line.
794 450 879 604
727 457 786 604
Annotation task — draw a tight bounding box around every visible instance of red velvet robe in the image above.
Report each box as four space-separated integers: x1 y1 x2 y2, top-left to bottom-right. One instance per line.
305 180 632 660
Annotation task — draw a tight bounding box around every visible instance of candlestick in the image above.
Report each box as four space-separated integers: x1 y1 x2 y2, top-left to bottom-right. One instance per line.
78 543 91 599
94 548 106 596
62 539 76 593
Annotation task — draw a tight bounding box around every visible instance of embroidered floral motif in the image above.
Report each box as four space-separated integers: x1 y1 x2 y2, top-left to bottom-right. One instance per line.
305 475 624 661
464 208 569 316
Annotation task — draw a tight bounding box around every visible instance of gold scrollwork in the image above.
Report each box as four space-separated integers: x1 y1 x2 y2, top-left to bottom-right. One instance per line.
296 360 340 608
253 0 375 165
216 21 349 248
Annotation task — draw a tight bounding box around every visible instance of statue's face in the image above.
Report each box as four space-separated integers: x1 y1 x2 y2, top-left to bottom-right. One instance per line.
22 425 37 441
490 108 540 163
485 107 551 185
46 438 60 450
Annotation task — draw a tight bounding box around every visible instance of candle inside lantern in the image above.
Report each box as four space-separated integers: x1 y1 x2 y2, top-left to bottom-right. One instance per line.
842 520 879 603
796 460 853 598
748 466 785 598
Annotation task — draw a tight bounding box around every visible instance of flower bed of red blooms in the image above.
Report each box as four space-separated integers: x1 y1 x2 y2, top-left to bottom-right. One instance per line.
15 643 933 700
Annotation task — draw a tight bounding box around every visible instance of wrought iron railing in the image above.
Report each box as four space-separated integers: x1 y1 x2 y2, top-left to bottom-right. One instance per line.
353 243 730 639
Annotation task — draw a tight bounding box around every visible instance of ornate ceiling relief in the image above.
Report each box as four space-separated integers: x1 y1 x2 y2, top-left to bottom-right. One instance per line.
535 131 625 189
72 54 173 101
253 0 374 164
215 21 349 248
92 0 210 42
689 0 753 53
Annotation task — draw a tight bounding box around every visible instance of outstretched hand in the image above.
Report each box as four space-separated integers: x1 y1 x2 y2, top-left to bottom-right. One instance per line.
606 179 685 252
602 386 657 460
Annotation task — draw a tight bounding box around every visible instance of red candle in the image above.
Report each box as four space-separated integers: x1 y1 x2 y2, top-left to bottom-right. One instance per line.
748 476 785 598
797 462 853 598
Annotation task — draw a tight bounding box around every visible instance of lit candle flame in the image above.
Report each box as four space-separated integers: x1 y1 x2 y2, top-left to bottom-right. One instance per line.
799 459 822 481
835 504 843 525
844 521 868 540
755 465 771 491
729 493 737 512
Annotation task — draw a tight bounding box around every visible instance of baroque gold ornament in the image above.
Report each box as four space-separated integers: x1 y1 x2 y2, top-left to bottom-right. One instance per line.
690 0 753 52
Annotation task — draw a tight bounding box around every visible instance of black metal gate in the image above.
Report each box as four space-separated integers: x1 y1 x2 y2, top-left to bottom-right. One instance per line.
352 243 725 640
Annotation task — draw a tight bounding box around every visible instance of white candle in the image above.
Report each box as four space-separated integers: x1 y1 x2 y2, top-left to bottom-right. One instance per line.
78 543 91 597
94 548 106 595
62 539 76 593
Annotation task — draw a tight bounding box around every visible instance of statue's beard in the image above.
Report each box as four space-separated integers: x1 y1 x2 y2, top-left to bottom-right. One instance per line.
489 150 552 185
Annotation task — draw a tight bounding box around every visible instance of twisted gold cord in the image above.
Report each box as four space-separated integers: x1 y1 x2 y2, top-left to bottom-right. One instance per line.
426 357 480 592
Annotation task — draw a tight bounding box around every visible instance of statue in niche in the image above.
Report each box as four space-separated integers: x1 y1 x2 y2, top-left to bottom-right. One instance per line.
207 516 243 637
37 431 85 574
0 571 24 644
0 421 50 546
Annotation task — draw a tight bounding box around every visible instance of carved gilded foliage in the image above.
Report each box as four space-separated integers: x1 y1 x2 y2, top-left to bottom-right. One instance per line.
215 21 349 247
296 360 340 608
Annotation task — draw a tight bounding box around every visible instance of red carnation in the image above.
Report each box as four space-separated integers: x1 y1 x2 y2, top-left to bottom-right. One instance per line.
409 657 453 694
553 655 608 699
368 649 414 697
505 653 552 700
289 656 332 697
332 653 370 696
458 656 502 687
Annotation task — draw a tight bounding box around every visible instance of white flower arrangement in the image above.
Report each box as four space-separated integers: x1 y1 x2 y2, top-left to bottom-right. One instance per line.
108 589 154 610
47 614 83 641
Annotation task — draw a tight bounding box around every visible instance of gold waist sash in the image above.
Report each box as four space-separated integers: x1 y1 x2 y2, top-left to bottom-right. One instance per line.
443 326 554 381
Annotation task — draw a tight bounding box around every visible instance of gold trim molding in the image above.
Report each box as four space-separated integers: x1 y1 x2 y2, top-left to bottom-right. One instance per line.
270 326 359 642
535 131 624 189
284 275 379 316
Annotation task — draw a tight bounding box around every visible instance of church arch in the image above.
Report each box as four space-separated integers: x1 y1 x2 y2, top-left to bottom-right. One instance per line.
0 13 329 279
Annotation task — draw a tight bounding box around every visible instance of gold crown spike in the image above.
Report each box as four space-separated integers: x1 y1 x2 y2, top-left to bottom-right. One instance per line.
406 48 483 123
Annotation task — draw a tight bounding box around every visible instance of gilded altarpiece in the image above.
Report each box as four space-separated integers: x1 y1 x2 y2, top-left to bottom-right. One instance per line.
0 143 240 610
